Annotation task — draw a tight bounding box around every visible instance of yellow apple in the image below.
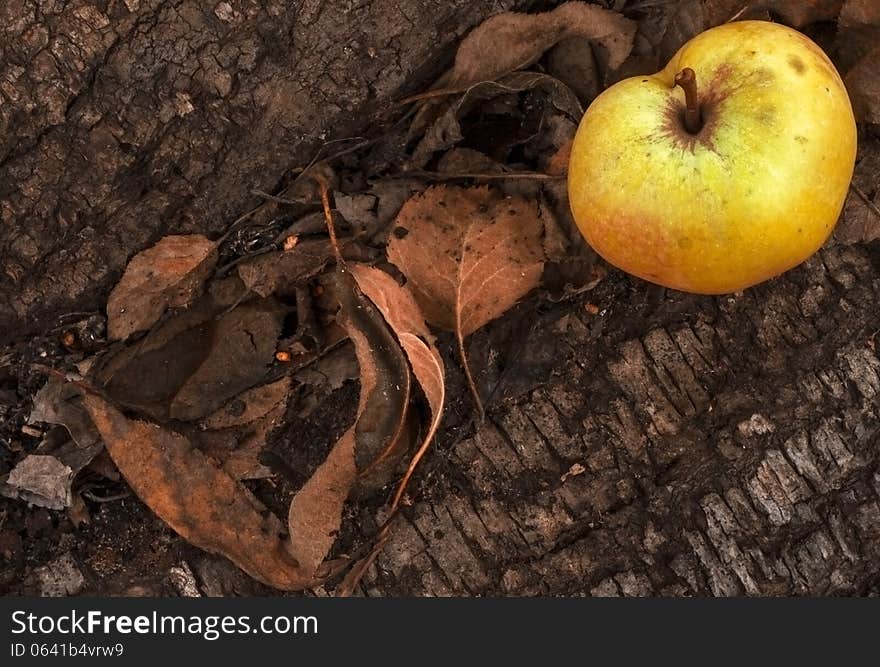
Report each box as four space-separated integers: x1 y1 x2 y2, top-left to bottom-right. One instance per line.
568 20 857 294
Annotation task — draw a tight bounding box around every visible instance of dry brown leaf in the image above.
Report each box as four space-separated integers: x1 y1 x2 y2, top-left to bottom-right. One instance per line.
443 2 636 89
762 0 843 27
840 0 880 26
83 394 312 591
201 377 291 430
169 300 286 421
845 44 880 124
237 238 334 298
330 272 413 490
348 264 446 509
387 186 545 335
286 269 413 578
546 36 601 104
287 413 358 578
386 185 544 413
199 378 292 481
107 235 218 341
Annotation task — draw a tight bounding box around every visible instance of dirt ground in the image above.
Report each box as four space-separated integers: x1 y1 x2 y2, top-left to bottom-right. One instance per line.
2 1 880 597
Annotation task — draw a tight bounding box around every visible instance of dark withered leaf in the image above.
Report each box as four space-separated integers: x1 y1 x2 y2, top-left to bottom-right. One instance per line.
440 2 635 89
411 71 583 168
171 299 286 421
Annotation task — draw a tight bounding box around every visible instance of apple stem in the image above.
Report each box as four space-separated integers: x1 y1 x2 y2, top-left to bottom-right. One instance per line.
674 67 702 134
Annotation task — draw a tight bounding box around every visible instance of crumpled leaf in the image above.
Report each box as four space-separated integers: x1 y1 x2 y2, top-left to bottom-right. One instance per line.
441 2 636 90
1 455 74 510
107 234 218 340
349 265 446 508
4 377 108 508
387 186 544 412
29 376 103 458
83 393 313 591
287 269 412 578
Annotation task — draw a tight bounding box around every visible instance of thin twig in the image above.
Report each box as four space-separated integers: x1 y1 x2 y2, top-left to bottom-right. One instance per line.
250 189 313 206
851 183 880 220
390 170 563 182
30 364 100 397
82 489 131 503
315 174 344 266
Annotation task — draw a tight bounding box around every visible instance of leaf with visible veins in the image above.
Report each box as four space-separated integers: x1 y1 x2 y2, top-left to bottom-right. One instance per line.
83 394 314 591
386 185 544 414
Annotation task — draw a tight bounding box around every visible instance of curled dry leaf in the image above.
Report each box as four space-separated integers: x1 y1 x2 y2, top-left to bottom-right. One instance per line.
1 455 74 510
348 264 446 509
107 235 218 341
83 394 312 591
386 185 544 413
287 270 412 578
761 0 844 28
441 1 636 89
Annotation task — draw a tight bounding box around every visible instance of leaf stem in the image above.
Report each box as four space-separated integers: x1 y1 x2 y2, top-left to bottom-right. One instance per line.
674 67 702 135
457 329 485 423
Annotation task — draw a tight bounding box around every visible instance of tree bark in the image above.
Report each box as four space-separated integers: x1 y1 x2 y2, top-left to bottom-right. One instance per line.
0 0 521 342
359 240 880 596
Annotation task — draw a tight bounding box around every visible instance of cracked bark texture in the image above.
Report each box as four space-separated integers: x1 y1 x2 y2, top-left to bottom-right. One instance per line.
354 239 880 596
0 0 521 342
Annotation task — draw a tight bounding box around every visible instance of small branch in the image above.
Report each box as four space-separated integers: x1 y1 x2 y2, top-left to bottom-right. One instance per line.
391 170 563 182
851 183 880 221
314 174 344 266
